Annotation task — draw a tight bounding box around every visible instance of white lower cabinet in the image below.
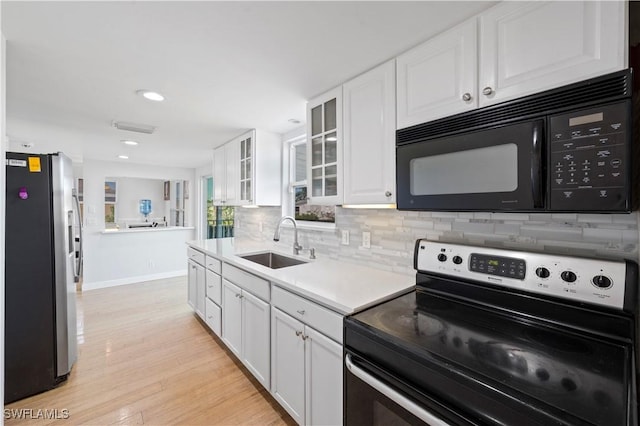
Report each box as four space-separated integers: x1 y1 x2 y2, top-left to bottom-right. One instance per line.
271 307 343 426
222 280 243 357
205 297 222 337
221 278 271 390
272 308 306 424
187 259 205 319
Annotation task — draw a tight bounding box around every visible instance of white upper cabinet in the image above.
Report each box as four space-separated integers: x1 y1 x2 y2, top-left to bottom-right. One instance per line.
238 129 282 206
213 129 281 207
212 141 239 206
396 18 478 128
478 1 626 108
343 60 397 205
307 87 343 205
396 1 626 129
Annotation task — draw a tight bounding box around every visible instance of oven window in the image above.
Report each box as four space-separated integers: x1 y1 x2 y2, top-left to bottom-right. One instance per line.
409 143 518 195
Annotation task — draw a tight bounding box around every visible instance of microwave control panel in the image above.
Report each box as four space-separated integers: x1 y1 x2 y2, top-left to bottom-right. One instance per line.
549 101 630 211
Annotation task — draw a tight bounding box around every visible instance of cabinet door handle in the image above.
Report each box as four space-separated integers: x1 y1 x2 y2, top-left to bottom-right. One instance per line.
296 310 305 315
301 334 308 341
461 92 472 101
482 86 494 96
384 191 392 197
295 330 303 337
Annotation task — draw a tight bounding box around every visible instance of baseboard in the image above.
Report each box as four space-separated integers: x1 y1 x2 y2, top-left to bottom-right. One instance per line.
82 270 187 291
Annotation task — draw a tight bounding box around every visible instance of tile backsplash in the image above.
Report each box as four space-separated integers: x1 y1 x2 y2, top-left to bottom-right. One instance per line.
235 207 639 276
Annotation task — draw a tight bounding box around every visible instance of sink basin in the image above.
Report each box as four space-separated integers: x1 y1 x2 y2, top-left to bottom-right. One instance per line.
240 252 308 269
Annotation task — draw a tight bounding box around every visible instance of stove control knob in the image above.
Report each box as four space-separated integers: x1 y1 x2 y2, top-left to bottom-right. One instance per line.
452 256 463 265
561 271 577 283
535 267 550 279
592 275 612 289
437 253 448 262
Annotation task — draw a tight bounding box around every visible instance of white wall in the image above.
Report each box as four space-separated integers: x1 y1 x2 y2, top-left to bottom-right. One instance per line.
82 159 196 288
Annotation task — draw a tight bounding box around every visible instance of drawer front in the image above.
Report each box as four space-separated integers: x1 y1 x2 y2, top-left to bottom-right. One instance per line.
272 286 343 344
206 270 222 305
205 298 222 337
205 256 221 274
223 263 270 302
187 247 205 266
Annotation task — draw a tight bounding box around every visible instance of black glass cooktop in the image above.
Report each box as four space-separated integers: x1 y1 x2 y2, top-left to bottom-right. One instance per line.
347 287 632 426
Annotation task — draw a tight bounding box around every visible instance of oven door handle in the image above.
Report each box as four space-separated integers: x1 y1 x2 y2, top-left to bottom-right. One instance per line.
345 354 452 426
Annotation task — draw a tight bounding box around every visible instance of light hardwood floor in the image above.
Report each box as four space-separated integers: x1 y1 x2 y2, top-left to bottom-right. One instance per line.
6 277 296 426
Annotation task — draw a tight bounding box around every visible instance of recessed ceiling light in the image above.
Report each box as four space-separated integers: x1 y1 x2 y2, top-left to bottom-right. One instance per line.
136 89 164 102
121 139 139 146
288 118 301 124
118 155 129 160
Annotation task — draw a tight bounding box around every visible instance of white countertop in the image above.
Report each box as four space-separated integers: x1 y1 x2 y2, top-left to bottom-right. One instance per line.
102 226 195 234
186 238 414 315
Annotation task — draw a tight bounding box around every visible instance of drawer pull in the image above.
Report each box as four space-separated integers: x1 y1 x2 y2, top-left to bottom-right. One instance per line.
297 310 306 315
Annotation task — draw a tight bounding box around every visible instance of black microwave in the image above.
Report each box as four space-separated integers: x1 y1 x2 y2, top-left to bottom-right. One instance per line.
396 69 635 213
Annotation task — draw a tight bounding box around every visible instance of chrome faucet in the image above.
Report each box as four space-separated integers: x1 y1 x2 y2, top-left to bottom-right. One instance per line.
274 216 303 255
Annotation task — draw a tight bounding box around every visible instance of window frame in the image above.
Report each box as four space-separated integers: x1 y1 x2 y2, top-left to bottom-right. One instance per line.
282 134 336 231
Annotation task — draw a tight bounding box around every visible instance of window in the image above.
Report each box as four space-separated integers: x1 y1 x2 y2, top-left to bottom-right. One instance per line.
203 176 234 239
285 137 335 224
104 180 116 227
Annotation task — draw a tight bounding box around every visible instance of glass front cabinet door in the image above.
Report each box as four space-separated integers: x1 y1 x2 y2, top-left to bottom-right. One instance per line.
239 131 253 205
306 87 343 205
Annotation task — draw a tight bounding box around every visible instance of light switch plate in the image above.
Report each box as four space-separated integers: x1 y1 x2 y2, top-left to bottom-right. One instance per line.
341 230 350 245
362 232 371 249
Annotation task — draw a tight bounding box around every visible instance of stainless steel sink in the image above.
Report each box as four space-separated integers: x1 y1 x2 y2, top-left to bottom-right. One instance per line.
240 251 308 269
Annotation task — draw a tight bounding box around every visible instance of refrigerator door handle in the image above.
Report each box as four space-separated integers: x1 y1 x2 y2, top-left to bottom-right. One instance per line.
72 190 83 282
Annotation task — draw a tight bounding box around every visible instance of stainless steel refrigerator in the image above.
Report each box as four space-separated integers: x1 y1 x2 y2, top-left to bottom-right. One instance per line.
5 152 81 403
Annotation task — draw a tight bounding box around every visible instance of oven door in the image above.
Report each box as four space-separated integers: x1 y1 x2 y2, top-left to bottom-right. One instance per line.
344 352 473 426
396 120 544 211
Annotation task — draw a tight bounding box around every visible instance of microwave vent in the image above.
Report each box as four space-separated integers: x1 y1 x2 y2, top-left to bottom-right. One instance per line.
397 69 632 145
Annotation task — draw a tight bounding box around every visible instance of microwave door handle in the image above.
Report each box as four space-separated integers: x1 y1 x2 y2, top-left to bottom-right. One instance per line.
345 354 452 426
531 120 544 209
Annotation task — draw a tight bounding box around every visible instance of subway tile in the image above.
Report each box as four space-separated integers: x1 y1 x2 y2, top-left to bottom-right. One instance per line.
491 213 530 221
434 222 452 231
583 228 623 243
494 223 522 235
431 211 460 219
576 214 613 224
550 213 578 221
402 220 435 229
451 221 495 234
520 225 584 242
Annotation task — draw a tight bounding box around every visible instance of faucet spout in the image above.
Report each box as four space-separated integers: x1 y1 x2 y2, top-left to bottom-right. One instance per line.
273 216 302 255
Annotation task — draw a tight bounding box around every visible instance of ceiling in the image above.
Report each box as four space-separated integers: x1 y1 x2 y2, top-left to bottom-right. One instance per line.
2 1 495 168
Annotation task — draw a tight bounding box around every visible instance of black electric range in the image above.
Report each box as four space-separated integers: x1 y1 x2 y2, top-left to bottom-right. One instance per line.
344 240 638 426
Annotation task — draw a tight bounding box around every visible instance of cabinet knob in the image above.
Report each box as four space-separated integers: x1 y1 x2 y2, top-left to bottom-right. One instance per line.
384 191 392 197
296 310 306 315
482 87 494 96
461 92 472 102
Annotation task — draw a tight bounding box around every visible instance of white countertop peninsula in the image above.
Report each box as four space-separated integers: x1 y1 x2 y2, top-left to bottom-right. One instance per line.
186 238 414 314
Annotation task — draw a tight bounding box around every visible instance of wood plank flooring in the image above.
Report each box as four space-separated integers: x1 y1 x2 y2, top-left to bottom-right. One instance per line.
5 277 296 425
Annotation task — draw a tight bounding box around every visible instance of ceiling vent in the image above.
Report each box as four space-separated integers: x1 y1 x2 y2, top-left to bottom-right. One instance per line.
111 120 156 134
